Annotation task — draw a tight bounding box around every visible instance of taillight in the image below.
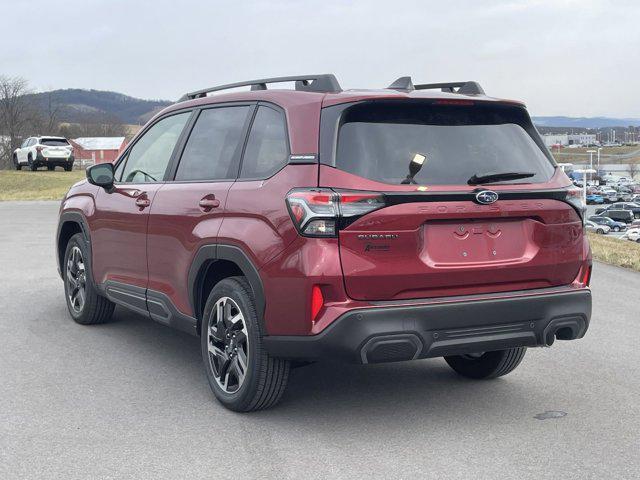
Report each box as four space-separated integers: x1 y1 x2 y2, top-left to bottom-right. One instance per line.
36 146 43 152
286 189 386 237
565 186 586 221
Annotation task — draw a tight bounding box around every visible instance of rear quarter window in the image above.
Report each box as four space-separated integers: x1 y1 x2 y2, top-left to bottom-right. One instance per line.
240 106 289 179
330 102 555 186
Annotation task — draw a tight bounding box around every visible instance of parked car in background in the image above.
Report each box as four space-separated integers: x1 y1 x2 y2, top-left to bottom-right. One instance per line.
594 207 634 223
585 220 610 234
588 216 626 232
609 202 640 219
56 74 592 412
13 136 74 171
586 194 604 204
621 228 640 243
614 189 633 202
628 219 640 229
600 189 619 203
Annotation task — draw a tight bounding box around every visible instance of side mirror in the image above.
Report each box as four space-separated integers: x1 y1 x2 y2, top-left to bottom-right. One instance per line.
86 163 115 190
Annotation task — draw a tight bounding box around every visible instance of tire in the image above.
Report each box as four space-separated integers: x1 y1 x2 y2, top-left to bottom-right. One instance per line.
63 233 115 325
13 155 21 170
64 163 73 172
596 228 604 234
28 155 37 171
613 226 620 232
444 347 527 380
201 276 290 412
635 213 640 219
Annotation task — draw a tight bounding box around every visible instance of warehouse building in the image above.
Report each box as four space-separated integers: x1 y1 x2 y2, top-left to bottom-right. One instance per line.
542 133 597 147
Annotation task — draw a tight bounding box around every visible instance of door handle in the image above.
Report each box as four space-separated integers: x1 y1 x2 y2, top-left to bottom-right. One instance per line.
199 195 220 211
135 195 151 209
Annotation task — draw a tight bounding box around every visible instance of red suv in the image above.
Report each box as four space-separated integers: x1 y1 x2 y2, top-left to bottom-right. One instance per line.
57 75 592 411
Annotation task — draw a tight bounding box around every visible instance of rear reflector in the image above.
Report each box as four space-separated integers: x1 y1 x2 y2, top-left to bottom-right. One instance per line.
580 265 592 286
311 285 324 323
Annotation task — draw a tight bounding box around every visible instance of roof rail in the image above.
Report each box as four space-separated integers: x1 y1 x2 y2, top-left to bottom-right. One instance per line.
386 77 485 95
179 74 341 101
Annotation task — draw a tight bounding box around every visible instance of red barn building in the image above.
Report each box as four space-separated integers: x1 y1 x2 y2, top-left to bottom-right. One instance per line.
70 137 127 164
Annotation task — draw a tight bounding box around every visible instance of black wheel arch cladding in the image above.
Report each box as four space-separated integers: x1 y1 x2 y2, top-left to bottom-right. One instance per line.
57 212 91 279
189 244 266 327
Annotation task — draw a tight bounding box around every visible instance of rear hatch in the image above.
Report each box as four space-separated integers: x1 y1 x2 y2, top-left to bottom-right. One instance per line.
319 100 584 301
40 138 71 158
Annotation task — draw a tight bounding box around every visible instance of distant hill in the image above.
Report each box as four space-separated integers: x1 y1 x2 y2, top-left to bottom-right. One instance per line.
23 90 640 130
533 116 640 128
26 89 172 125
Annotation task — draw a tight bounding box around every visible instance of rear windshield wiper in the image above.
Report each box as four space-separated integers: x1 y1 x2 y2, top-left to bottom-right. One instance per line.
467 171 535 185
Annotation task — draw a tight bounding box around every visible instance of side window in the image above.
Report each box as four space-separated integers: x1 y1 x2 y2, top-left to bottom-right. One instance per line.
121 112 190 183
28 138 35 147
240 106 289 179
175 106 250 181
21 139 30 148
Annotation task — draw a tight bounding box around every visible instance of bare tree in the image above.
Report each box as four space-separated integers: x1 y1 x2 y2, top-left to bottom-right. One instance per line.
628 162 639 182
0 76 32 169
61 112 127 139
30 90 62 135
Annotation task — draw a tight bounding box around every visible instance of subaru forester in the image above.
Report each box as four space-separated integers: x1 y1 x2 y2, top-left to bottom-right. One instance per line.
57 74 592 411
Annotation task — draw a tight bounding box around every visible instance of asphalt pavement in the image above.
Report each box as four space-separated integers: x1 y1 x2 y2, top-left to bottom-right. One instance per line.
1 201 639 480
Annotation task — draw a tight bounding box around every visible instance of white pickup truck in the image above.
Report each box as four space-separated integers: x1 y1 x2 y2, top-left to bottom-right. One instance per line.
13 136 74 171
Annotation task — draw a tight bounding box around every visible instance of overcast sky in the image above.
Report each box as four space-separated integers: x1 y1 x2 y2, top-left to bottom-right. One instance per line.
1 0 638 117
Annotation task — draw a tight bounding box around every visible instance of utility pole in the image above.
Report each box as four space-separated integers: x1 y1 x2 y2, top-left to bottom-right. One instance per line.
587 150 596 184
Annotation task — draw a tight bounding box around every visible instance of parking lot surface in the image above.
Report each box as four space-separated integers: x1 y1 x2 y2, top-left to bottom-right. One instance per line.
1 201 639 480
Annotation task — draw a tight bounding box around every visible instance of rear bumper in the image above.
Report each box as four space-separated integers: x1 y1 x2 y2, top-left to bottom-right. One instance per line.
35 153 74 166
264 289 591 364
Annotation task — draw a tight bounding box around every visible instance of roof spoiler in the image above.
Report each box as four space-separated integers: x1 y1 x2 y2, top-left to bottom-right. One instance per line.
179 74 342 102
387 77 485 95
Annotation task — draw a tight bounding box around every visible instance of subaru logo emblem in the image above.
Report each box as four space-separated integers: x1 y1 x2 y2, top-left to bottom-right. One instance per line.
475 190 499 205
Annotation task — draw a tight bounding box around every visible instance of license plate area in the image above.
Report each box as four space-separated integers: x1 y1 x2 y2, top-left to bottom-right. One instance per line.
422 219 536 267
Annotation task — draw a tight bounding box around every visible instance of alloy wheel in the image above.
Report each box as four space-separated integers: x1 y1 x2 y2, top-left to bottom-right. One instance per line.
207 297 249 394
66 246 86 314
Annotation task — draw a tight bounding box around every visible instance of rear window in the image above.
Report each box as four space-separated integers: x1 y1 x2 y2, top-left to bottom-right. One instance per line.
40 138 69 146
333 102 555 186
